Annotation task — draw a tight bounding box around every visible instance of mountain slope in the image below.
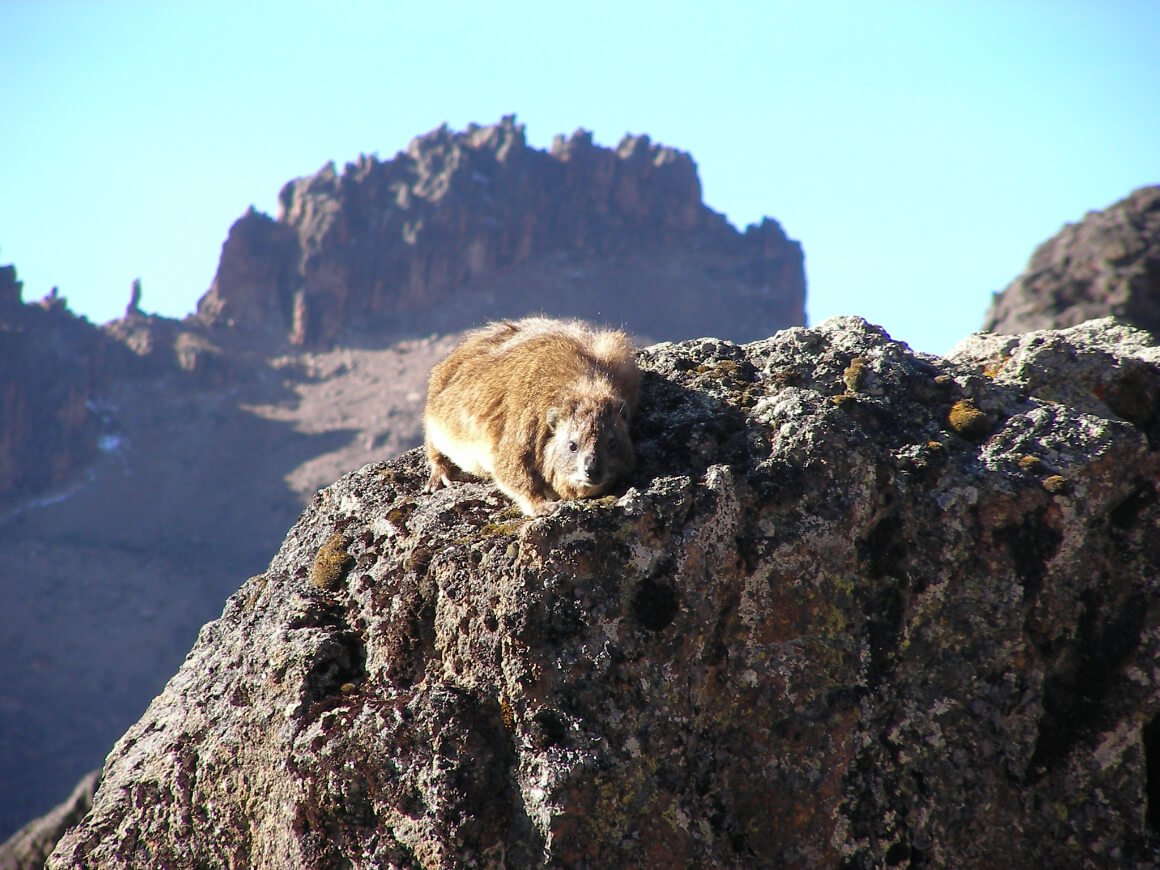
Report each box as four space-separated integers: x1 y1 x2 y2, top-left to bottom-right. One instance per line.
197 116 805 345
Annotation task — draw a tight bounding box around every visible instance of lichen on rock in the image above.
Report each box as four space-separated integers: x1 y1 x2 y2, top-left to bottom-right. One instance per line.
50 316 1160 868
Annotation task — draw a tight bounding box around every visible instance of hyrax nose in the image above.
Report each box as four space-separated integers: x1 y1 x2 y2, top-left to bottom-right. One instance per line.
582 454 603 481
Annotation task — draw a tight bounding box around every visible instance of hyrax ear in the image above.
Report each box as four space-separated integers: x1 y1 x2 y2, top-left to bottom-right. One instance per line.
546 407 560 431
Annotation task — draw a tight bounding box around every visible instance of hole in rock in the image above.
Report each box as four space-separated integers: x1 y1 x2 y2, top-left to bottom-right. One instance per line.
632 579 679 631
1144 714 1160 832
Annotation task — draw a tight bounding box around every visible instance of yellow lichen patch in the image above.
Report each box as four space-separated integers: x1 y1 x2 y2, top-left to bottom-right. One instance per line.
710 359 743 379
1042 475 1070 495
947 399 989 440
1019 455 1043 472
385 505 414 533
829 574 856 597
831 393 857 408
583 494 620 510
479 519 524 537
310 532 353 590
982 354 1010 379
822 601 849 638
692 358 759 407
499 694 516 730
843 356 868 392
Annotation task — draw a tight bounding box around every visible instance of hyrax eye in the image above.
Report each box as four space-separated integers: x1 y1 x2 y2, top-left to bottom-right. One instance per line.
567 441 579 453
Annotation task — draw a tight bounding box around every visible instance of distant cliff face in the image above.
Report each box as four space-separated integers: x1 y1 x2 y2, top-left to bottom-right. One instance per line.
197 116 806 345
0 267 109 502
984 185 1160 335
0 265 238 508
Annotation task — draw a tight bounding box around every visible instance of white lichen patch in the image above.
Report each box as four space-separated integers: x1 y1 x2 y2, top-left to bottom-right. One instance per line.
1092 719 1142 772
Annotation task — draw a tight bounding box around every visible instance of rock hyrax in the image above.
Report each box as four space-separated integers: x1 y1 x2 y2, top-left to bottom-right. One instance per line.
424 317 641 516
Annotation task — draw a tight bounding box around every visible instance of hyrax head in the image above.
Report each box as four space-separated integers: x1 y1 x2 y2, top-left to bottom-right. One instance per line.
544 394 634 499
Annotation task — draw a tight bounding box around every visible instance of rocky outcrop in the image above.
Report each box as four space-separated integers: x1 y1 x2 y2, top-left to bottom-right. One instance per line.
193 208 299 337
0 264 21 313
101 309 234 389
51 317 1160 867
0 267 234 507
984 185 1160 335
197 116 806 345
0 770 98 870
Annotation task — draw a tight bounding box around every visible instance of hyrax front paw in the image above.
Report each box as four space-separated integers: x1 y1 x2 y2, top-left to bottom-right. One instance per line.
513 495 560 517
532 499 561 517
424 470 451 493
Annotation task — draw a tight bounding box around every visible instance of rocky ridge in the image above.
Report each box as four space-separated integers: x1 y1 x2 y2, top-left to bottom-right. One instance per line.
984 185 1160 335
197 116 805 345
0 266 241 507
50 316 1160 868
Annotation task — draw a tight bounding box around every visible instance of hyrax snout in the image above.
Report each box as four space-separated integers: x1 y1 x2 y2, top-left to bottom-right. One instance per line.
423 317 641 516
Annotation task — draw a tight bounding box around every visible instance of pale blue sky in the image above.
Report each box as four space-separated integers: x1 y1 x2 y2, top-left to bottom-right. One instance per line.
2 1 1157 355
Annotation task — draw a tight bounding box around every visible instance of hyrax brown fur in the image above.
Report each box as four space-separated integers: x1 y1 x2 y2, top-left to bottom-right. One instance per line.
423 317 641 516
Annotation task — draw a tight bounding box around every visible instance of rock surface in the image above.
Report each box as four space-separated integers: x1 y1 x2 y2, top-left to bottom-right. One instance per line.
50 317 1160 867
984 185 1160 335
197 116 806 345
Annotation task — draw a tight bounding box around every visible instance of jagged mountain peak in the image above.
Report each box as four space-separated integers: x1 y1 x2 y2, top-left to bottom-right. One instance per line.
197 117 804 346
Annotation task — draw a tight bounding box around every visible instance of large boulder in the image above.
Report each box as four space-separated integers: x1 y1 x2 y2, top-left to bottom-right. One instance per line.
51 317 1160 867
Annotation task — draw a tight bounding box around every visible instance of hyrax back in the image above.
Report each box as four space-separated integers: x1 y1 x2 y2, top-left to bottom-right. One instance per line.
424 317 640 516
